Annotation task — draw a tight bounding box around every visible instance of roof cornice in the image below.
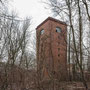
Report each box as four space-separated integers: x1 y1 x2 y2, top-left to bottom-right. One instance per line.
36 17 67 30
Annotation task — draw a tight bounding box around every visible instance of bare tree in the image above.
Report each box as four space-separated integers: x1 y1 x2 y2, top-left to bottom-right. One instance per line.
44 0 90 89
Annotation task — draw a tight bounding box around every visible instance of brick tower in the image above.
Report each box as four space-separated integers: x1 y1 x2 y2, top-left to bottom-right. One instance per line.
36 17 67 82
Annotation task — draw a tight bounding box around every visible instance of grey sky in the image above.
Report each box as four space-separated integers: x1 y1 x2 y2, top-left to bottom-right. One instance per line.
8 0 53 53
10 0 52 29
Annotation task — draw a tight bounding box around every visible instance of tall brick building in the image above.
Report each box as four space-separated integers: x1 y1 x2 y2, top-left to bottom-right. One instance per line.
36 17 67 81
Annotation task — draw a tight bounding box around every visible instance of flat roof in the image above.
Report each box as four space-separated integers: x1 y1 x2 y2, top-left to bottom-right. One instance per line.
36 17 67 30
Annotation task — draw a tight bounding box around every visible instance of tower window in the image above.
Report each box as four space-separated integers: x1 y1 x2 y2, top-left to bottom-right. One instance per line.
58 54 60 57
56 27 62 33
40 29 44 35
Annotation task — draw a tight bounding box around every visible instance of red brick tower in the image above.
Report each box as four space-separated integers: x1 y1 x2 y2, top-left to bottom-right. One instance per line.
36 17 67 82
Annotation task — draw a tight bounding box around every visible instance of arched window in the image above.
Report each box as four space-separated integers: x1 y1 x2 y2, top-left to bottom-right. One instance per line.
40 29 44 35
58 54 60 57
56 27 62 33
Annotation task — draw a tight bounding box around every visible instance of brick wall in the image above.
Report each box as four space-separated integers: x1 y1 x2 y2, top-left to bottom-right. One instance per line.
36 17 68 81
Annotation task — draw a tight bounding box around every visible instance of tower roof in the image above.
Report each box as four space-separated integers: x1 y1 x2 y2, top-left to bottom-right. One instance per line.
36 17 67 30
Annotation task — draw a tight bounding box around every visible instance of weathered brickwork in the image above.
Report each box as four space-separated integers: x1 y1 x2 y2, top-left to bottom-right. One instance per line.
36 17 67 81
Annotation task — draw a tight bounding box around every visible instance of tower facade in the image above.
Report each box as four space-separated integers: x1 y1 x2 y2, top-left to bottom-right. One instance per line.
36 17 67 81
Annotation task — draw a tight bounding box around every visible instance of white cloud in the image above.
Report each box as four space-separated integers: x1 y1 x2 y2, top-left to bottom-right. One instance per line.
9 0 52 28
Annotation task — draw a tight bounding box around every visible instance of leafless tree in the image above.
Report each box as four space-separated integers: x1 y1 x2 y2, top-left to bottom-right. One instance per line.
44 0 90 89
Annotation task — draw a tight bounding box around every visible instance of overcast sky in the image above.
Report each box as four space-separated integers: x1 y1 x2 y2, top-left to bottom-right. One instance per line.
9 0 53 29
